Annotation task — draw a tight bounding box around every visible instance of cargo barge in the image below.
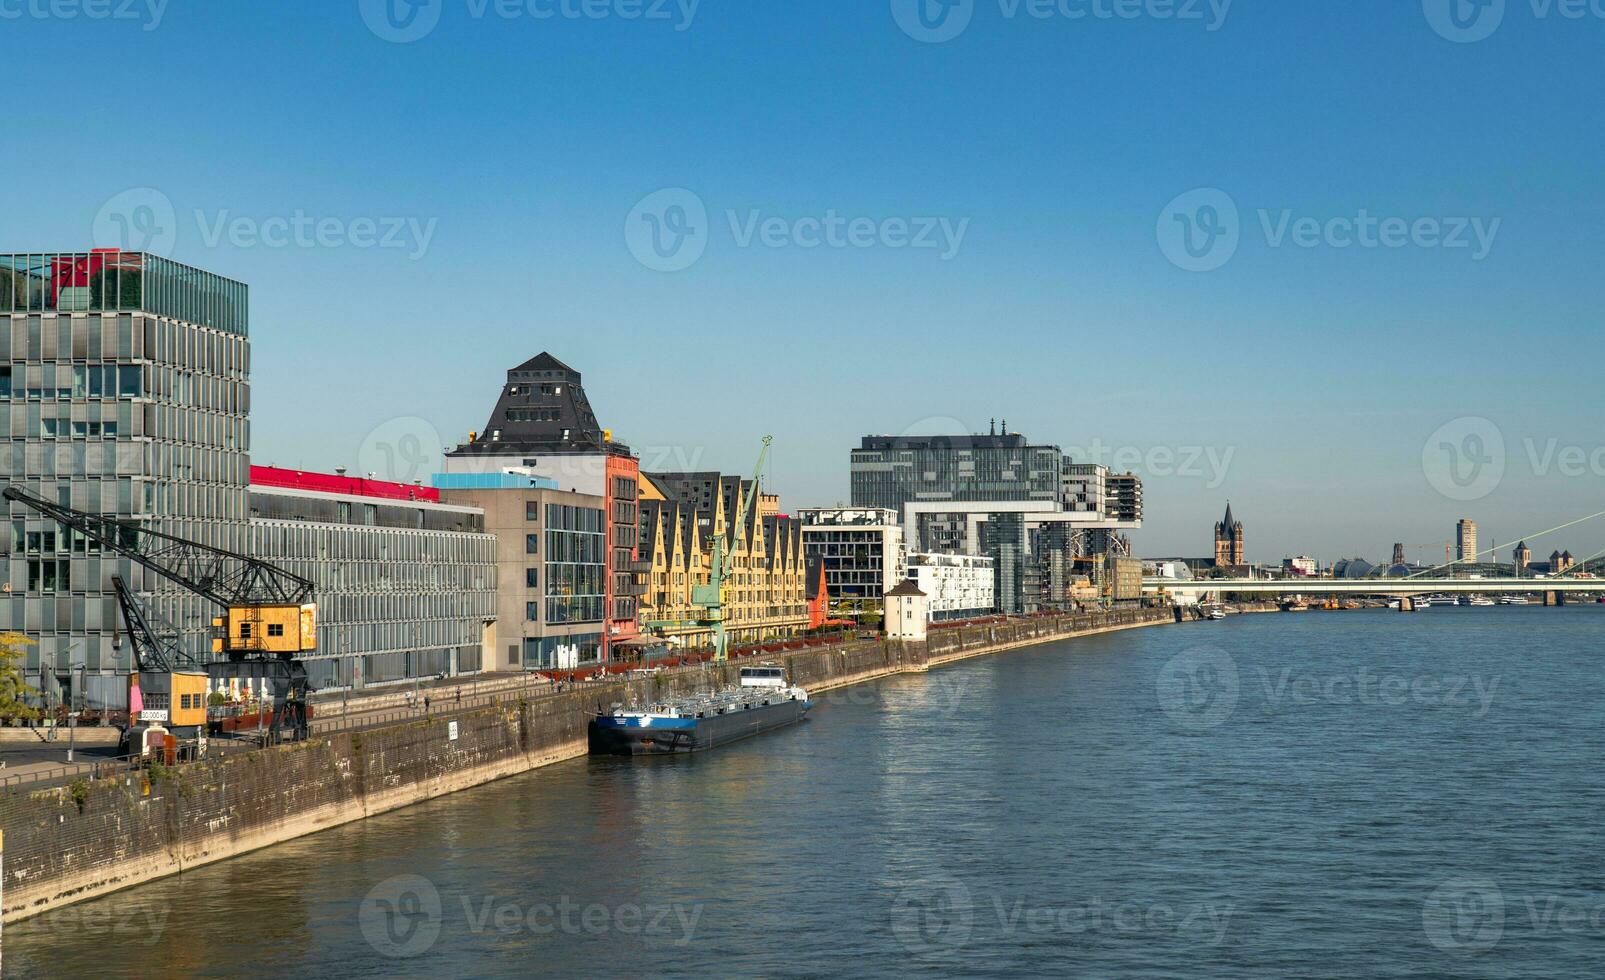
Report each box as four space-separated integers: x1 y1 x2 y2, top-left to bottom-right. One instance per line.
588 666 812 755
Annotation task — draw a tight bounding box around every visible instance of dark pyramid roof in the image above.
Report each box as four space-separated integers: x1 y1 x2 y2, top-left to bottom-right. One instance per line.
512 351 578 376
449 351 625 457
1222 501 1236 528
887 580 926 598
1563 550 1573 559
1516 540 1528 550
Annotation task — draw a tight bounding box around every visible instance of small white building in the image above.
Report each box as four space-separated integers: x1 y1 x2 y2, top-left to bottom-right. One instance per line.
907 552 995 621
884 580 929 641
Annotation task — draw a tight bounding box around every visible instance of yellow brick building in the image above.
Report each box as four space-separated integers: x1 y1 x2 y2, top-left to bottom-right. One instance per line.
636 472 808 648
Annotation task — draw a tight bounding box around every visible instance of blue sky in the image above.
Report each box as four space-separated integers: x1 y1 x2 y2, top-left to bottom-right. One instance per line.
5 1 1604 563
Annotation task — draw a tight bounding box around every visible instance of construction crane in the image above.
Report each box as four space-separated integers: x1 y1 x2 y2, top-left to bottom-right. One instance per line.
2 485 318 750
645 436 773 663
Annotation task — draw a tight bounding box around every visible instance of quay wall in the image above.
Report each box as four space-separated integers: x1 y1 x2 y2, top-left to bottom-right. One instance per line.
0 607 1177 923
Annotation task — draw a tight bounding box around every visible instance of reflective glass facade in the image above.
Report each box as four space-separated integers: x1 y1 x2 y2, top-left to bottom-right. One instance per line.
249 489 497 689
3 261 251 675
0 252 248 336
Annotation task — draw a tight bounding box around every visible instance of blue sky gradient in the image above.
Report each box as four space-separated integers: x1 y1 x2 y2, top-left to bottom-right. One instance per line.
4 1 1603 562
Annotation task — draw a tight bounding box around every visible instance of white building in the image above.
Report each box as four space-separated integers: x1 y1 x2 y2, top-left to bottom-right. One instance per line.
884 580 929 641
906 552 995 621
797 507 905 603
1283 555 1318 577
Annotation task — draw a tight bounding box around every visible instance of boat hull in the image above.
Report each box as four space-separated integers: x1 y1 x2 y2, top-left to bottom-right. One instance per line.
588 697 812 756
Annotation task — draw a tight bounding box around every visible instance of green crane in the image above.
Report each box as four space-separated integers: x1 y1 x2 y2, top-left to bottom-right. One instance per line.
689 435 772 662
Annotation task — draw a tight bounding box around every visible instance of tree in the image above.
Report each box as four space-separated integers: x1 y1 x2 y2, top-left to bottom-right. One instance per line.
0 632 41 722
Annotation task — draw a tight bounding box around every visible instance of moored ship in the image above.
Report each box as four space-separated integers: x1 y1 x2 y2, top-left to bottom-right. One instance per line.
588 666 812 755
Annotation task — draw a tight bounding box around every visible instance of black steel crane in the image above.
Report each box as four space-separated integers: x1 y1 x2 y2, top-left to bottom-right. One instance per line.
3 485 318 744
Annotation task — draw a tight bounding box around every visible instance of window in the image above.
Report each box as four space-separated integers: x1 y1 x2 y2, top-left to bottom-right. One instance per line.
240 622 253 638
0 366 9 399
526 501 540 522
526 568 540 588
526 534 539 554
267 624 285 638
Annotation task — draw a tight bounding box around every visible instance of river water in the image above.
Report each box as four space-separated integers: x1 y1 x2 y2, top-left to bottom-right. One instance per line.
8 607 1605 978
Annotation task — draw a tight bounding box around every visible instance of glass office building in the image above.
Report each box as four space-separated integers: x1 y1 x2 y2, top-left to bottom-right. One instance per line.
248 476 497 689
850 434 1061 614
2 251 251 678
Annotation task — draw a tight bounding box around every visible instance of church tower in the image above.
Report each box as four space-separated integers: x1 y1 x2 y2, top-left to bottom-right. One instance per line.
1214 502 1245 567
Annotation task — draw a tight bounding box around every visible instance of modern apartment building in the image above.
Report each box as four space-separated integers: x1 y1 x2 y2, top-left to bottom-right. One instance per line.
248 467 497 689
797 507 905 616
2 250 250 678
635 471 808 648
906 552 995 621
440 352 641 661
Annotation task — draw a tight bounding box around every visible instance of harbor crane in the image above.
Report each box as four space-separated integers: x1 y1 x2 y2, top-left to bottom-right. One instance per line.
2 485 318 750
